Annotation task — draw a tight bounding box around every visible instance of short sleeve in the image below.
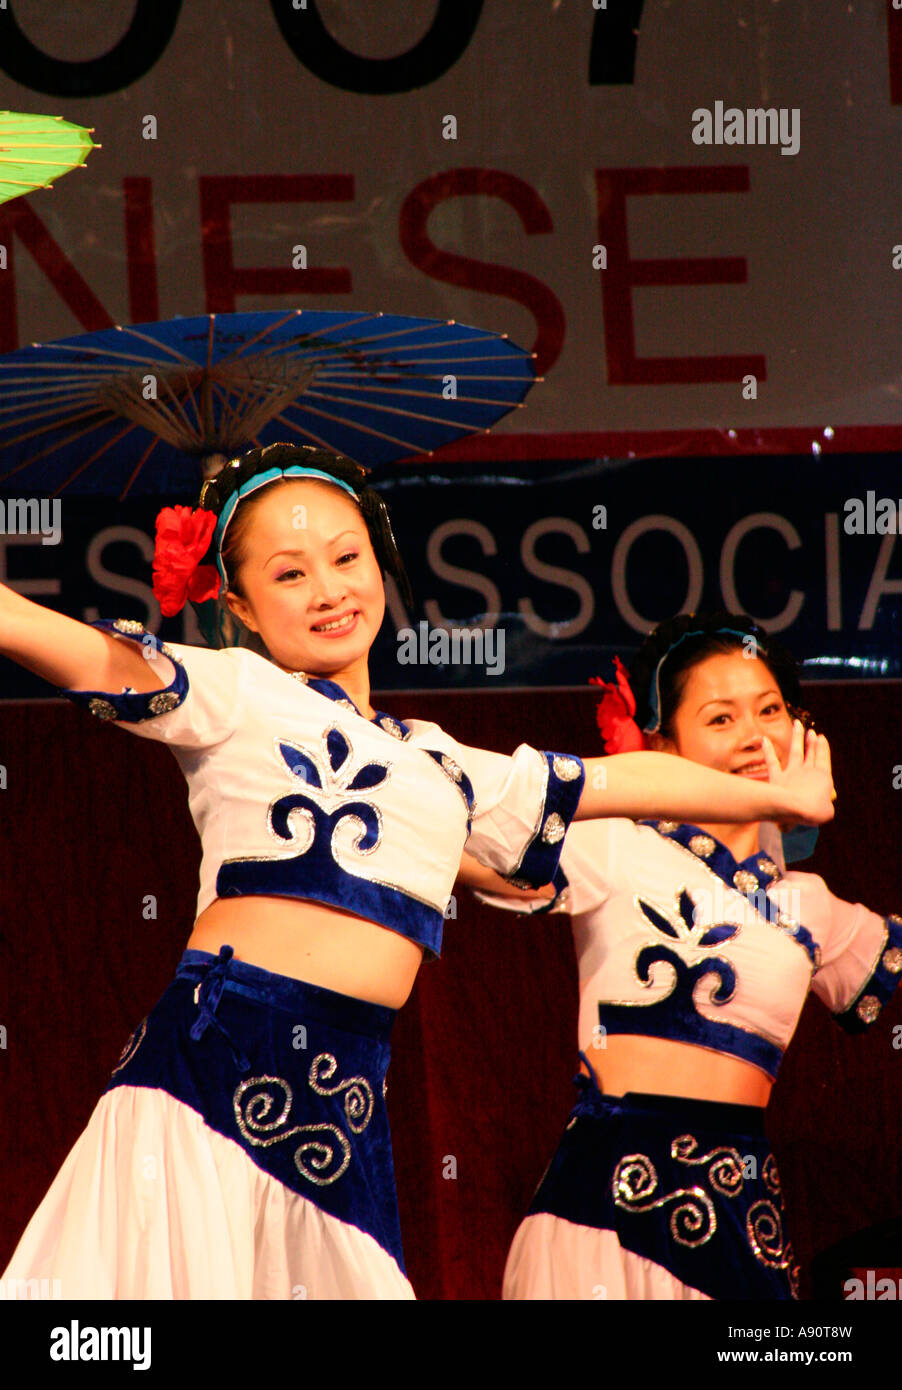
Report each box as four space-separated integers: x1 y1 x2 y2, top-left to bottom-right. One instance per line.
807 876 902 1031
447 739 585 890
59 618 243 750
474 817 621 918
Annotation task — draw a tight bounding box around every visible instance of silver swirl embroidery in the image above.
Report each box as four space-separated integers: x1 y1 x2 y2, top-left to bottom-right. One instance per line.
671 1134 746 1198
307 1052 375 1134
613 1152 716 1247
233 1074 352 1186
111 1019 146 1074
292 1126 352 1186
746 1199 789 1269
762 1152 784 1201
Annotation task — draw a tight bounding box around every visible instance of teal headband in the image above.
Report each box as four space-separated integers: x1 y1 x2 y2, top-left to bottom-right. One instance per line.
644 626 754 733
212 464 359 588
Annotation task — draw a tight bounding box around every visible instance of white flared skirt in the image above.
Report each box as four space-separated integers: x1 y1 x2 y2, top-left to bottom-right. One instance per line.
4 946 414 1300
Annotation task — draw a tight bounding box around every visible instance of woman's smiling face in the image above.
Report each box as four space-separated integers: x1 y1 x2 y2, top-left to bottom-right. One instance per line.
223 479 386 681
654 651 794 777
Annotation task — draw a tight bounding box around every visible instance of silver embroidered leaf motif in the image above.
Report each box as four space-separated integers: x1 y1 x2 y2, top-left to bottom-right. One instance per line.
268 725 392 857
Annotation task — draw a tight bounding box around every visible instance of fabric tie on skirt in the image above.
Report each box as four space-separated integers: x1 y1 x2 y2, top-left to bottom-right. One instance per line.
187 944 251 1073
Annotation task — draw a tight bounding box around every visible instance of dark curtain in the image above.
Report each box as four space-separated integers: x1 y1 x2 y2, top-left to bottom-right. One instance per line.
1 683 900 1298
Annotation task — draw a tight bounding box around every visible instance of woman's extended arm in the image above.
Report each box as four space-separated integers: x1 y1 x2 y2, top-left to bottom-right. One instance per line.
456 850 555 899
0 583 172 694
577 723 834 827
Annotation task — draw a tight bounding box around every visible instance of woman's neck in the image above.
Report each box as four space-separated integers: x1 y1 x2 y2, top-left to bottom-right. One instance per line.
316 662 374 720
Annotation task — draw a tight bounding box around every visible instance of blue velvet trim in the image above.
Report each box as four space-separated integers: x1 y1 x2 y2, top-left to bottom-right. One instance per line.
305 676 412 741
510 751 585 889
216 856 443 957
59 618 188 723
834 914 902 1034
598 992 784 1080
639 819 820 968
530 861 570 915
421 748 475 833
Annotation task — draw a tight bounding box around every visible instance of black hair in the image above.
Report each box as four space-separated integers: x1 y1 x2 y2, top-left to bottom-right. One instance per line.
627 611 812 739
197 442 414 609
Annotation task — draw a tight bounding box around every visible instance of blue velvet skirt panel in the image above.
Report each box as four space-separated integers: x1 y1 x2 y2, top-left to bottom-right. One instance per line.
105 944 405 1274
528 1073 798 1300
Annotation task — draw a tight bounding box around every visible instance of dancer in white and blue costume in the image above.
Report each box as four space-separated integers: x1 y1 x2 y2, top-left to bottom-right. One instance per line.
465 615 900 1300
1 463 834 1299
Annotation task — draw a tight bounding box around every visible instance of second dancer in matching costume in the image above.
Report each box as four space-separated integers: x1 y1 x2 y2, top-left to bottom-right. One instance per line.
461 614 901 1299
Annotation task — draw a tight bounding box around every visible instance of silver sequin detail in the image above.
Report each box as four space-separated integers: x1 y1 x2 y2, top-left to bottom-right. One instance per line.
290 670 309 684
733 869 759 895
882 947 902 975
856 995 881 1024
232 1074 353 1187
88 697 118 720
148 690 181 715
671 1135 745 1199
506 876 534 891
745 1200 790 1271
777 912 800 936
552 756 581 782
441 755 463 781
889 914 902 926
758 857 780 879
110 1019 146 1075
688 834 716 859
307 1053 375 1134
762 1154 783 1201
113 617 145 634
541 812 565 845
613 1153 716 1248
657 821 679 834
161 642 184 665
336 698 357 711
380 716 404 739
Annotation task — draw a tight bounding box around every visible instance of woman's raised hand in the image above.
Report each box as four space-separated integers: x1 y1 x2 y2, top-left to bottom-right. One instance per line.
762 721 835 827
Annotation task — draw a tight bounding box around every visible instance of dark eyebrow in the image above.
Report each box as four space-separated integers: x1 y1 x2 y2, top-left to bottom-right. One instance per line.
696 688 781 715
264 529 361 568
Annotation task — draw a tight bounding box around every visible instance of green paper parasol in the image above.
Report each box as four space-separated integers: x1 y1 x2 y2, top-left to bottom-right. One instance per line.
0 110 97 205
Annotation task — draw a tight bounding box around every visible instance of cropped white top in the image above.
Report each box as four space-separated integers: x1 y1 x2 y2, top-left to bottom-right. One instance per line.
60 618 585 956
478 817 902 1078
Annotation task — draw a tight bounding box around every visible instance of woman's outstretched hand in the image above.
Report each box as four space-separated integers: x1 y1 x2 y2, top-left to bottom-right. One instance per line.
762 721 835 828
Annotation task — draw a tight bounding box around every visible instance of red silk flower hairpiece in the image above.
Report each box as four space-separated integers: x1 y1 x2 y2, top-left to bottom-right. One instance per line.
152 506 222 617
589 656 648 754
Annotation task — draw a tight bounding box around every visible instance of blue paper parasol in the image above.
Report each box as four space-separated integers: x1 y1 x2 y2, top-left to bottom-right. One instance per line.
0 309 536 498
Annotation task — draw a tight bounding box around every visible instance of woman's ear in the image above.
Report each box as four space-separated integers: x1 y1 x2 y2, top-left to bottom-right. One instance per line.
224 588 258 634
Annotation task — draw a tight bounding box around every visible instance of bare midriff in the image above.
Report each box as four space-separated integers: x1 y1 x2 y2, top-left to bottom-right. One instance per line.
187 896 425 1010
582 1034 773 1108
